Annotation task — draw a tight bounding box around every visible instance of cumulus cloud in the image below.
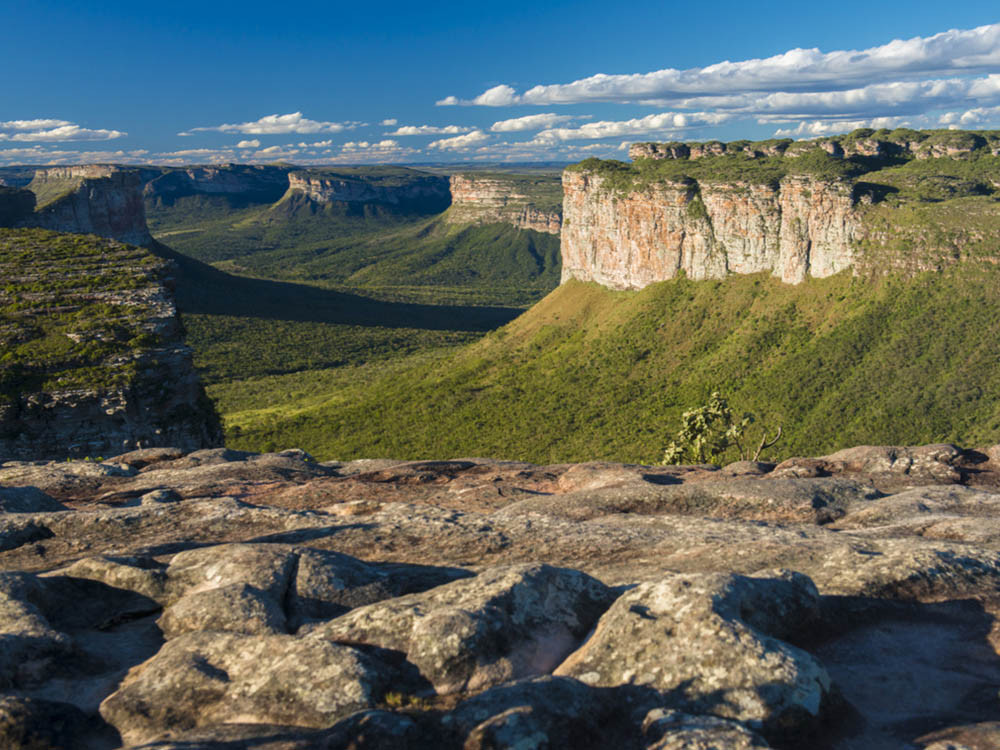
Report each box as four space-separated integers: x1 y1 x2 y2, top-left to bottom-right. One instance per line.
490 113 578 132
428 130 491 150
449 24 1000 107
772 116 918 138
939 105 1000 127
0 119 126 142
532 112 732 143
0 146 144 165
296 140 333 147
182 112 357 135
236 139 261 148
380 118 398 126
389 124 473 136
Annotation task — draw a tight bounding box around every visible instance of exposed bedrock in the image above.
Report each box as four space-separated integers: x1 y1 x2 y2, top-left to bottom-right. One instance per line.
560 169 860 287
1 443 1000 746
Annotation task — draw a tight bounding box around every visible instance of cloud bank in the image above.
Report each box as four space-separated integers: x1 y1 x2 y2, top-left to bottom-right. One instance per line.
0 119 126 142
181 112 359 136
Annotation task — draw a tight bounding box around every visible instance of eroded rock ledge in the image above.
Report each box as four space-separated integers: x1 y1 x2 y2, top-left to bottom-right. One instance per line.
2 442 1000 748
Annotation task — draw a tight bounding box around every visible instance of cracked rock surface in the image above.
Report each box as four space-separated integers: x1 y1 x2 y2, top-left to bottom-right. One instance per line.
1 442 1000 748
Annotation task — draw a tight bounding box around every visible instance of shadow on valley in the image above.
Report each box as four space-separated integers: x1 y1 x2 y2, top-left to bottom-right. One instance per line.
152 241 522 333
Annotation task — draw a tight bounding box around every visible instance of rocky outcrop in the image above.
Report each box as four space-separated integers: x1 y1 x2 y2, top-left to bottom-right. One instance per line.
1 443 1000 746
142 165 292 206
22 166 152 246
446 174 562 234
283 169 451 214
561 169 860 287
0 229 221 460
571 129 1000 289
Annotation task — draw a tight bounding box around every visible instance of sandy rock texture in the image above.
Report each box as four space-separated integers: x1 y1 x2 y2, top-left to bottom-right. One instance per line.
1 442 1000 747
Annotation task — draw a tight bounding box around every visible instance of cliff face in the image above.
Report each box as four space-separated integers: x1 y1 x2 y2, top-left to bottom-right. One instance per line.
446 174 562 234
24 167 152 246
143 165 292 205
561 171 859 287
284 170 451 214
0 228 222 460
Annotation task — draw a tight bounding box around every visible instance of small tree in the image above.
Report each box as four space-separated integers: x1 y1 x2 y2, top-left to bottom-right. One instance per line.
662 391 781 465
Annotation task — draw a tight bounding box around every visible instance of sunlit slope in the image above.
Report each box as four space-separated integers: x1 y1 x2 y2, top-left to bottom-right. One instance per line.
216 269 1000 463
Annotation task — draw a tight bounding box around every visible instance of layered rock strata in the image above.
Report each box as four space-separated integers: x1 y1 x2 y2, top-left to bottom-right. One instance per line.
284 170 451 213
22 166 152 245
0 229 221 460
2 443 1000 747
142 165 292 205
446 174 562 234
561 170 860 287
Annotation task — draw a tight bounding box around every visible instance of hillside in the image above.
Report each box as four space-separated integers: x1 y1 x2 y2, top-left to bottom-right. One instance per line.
146 165 562 307
0 228 220 458
215 268 1000 463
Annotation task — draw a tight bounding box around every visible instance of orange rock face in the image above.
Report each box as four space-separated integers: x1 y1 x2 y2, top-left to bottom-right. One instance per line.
560 170 860 288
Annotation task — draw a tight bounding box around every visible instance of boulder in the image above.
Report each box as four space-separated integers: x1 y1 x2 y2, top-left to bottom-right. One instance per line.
157 582 287 638
554 571 832 738
0 574 74 689
309 563 617 694
443 676 624 749
642 709 772 749
99 632 392 746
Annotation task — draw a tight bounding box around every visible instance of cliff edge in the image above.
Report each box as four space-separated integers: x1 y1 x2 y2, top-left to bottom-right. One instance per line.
563 127 1000 289
445 173 562 234
0 228 222 459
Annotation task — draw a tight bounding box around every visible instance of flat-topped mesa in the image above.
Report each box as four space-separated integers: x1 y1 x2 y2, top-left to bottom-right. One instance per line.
0 228 222 460
561 169 859 287
564 127 1000 289
445 174 563 235
22 165 152 245
283 168 451 213
143 165 292 205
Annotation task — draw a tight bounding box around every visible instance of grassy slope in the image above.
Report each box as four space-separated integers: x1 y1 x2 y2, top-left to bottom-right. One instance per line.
148 194 560 307
214 266 1000 463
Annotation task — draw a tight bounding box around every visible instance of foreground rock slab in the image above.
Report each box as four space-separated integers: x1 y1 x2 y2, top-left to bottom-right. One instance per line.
0 442 998 748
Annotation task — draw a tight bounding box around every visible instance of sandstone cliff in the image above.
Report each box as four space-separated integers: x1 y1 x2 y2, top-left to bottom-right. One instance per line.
561 170 859 287
281 168 451 214
0 228 221 460
143 164 292 206
22 166 152 246
565 128 1000 289
446 173 562 234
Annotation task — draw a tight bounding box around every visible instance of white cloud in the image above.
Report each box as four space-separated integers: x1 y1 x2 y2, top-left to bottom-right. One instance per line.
296 140 333 147
389 124 473 136
436 95 460 106
532 112 732 143
939 105 1000 127
450 23 1000 107
237 139 261 148
490 113 578 132
182 112 356 135
772 116 917 138
428 130 491 150
0 119 126 142
380 118 398 126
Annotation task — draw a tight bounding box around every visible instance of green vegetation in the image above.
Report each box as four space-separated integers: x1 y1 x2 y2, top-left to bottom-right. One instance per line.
148 178 560 308
0 229 168 401
453 172 563 213
661 391 781 465
213 270 1000 463
25 175 83 210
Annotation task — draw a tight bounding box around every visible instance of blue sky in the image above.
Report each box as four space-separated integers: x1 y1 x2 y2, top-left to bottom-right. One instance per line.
2 1 1000 165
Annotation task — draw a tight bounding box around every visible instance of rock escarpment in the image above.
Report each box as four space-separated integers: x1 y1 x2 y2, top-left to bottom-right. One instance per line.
21 166 152 246
564 127 1000 289
2 443 1000 747
446 173 562 234
281 168 451 215
142 164 292 206
561 169 859 287
0 229 221 460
